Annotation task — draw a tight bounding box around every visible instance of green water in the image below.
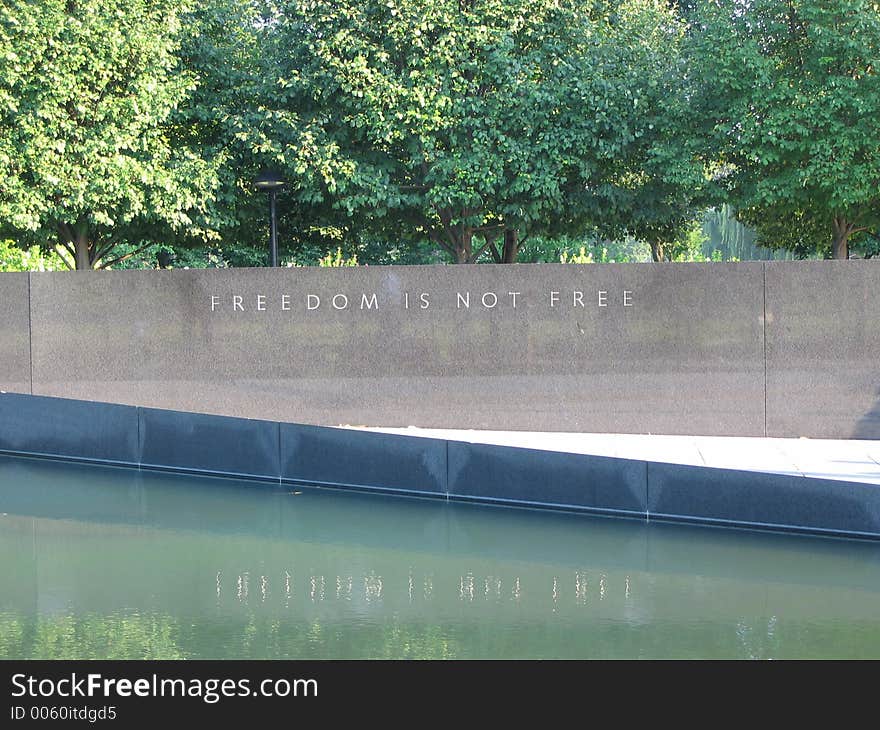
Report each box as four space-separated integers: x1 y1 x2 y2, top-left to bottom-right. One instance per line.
1 454 880 659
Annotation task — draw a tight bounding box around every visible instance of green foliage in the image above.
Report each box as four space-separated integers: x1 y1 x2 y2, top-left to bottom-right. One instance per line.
0 612 185 660
861 232 880 259
559 246 594 264
0 0 223 268
520 232 651 263
693 0 880 258
599 1 709 254
2 0 874 268
667 219 709 262
0 238 65 271
234 0 699 263
317 247 359 267
107 240 269 269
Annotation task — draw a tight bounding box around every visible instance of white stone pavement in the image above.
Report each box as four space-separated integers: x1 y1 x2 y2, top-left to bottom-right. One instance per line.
354 427 880 486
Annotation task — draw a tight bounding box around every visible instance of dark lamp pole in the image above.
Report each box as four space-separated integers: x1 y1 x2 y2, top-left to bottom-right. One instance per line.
254 169 286 267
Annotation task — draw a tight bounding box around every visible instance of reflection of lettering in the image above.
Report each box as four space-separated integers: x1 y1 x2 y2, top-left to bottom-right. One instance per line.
365 573 383 602
215 569 635 609
309 575 325 602
460 573 475 602
575 571 587 605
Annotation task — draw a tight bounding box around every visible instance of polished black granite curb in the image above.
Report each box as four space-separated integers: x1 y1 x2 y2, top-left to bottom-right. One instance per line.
447 441 647 517
0 394 138 465
280 422 447 496
647 461 880 540
139 407 281 482
0 392 877 540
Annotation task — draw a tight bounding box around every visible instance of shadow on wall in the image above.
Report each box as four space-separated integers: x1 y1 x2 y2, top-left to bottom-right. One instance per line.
853 385 880 439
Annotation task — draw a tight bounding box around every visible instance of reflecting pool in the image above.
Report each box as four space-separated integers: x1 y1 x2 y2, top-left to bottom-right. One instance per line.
1 454 880 659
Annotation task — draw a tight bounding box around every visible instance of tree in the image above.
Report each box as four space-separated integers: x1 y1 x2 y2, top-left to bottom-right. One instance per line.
241 0 694 263
0 0 221 269
585 0 711 262
693 0 880 259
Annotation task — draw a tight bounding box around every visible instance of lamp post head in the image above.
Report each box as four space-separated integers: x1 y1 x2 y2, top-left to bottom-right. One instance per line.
254 168 286 191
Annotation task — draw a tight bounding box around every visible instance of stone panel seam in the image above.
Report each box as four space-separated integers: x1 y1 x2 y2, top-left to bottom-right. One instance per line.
26 273 33 395
136 406 142 472
445 439 449 500
762 261 767 437
277 421 282 485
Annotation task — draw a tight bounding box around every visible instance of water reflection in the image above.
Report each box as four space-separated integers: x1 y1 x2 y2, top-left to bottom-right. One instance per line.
1 454 880 659
207 565 633 615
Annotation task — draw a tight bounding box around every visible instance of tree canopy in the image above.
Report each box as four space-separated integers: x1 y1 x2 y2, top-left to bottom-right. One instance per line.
239 0 700 263
0 0 222 268
694 0 880 259
1 0 877 268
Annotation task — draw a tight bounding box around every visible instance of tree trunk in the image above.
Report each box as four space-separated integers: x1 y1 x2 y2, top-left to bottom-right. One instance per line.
486 231 502 263
650 240 664 262
455 227 475 263
501 228 519 263
57 221 94 270
831 217 850 260
74 235 91 270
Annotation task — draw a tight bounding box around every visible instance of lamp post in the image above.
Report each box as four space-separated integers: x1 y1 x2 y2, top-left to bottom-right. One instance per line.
254 169 286 267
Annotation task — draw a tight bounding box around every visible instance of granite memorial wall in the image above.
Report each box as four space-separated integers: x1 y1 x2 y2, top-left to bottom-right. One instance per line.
765 262 880 439
0 272 31 396
1 261 878 438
